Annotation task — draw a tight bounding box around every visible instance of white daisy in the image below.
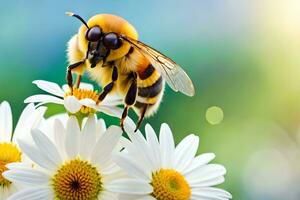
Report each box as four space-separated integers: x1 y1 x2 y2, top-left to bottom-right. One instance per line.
110 120 232 200
0 101 46 199
3 115 124 200
24 80 123 117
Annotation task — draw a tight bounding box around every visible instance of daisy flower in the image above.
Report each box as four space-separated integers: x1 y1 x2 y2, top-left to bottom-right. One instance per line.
3 115 124 200
110 120 232 200
0 101 46 199
24 80 123 117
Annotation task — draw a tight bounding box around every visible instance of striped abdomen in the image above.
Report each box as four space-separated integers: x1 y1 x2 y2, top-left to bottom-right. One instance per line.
134 64 165 117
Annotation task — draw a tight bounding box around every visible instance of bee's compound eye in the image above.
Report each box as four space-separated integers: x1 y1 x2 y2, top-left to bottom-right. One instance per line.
103 33 122 50
86 26 102 42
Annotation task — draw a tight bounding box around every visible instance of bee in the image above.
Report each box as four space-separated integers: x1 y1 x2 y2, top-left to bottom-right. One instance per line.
66 12 195 131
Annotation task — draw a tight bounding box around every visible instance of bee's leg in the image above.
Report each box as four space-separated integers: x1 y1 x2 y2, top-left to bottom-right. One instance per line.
120 107 128 132
120 78 137 132
97 66 118 103
75 75 82 89
134 104 148 132
67 61 85 93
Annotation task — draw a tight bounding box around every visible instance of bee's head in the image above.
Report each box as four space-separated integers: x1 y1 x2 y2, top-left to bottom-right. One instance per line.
85 26 101 42
67 12 137 64
86 27 122 50
66 12 123 50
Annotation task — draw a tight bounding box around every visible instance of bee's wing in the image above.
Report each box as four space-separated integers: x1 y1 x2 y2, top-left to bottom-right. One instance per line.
121 36 195 97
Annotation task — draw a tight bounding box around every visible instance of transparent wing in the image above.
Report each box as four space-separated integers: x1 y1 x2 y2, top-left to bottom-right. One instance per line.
121 36 195 96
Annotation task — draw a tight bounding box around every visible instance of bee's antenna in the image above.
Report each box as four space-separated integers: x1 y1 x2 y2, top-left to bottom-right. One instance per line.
66 12 89 29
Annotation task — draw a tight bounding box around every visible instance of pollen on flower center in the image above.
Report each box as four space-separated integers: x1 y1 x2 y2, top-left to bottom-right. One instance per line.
65 88 99 114
52 159 102 200
0 143 22 187
151 169 191 200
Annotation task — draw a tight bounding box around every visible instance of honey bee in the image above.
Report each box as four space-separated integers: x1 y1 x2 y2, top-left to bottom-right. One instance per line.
66 12 195 131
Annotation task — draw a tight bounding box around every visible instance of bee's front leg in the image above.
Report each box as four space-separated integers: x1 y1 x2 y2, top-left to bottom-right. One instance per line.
120 77 137 132
97 66 118 103
67 61 85 93
75 75 82 89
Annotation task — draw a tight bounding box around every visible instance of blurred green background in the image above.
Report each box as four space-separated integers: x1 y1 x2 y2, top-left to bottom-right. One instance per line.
1 0 300 199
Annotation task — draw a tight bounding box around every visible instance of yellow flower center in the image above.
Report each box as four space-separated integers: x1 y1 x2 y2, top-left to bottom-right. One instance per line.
52 159 102 200
65 88 99 114
151 169 191 200
0 143 22 187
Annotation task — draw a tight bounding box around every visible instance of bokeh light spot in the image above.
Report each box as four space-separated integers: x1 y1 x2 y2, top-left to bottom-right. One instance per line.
205 106 224 125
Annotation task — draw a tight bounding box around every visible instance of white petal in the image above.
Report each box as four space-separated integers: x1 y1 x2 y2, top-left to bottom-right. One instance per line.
183 153 215 175
3 168 49 186
99 191 118 200
191 176 225 187
96 118 106 138
186 164 226 186
62 82 94 93
106 179 152 195
79 98 96 107
123 117 142 136
137 196 156 200
0 187 6 200
117 194 155 200
80 98 122 119
91 126 122 165
159 123 175 168
28 106 47 129
124 117 142 135
3 187 10 200
100 160 121 177
79 99 119 116
99 106 123 118
31 129 62 166
62 84 71 92
0 183 18 199
40 113 69 135
15 103 35 126
174 134 199 172
24 94 64 105
64 96 81 113
6 162 32 170
6 162 27 169
119 137 132 150
7 186 53 200
13 105 47 143
80 115 97 159
192 187 232 200
0 101 13 142
101 94 123 106
53 119 66 157
145 124 161 170
118 137 150 171
36 114 66 147
79 82 94 90
113 154 150 181
65 116 80 158
128 128 156 172
33 80 65 97
17 139 56 171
